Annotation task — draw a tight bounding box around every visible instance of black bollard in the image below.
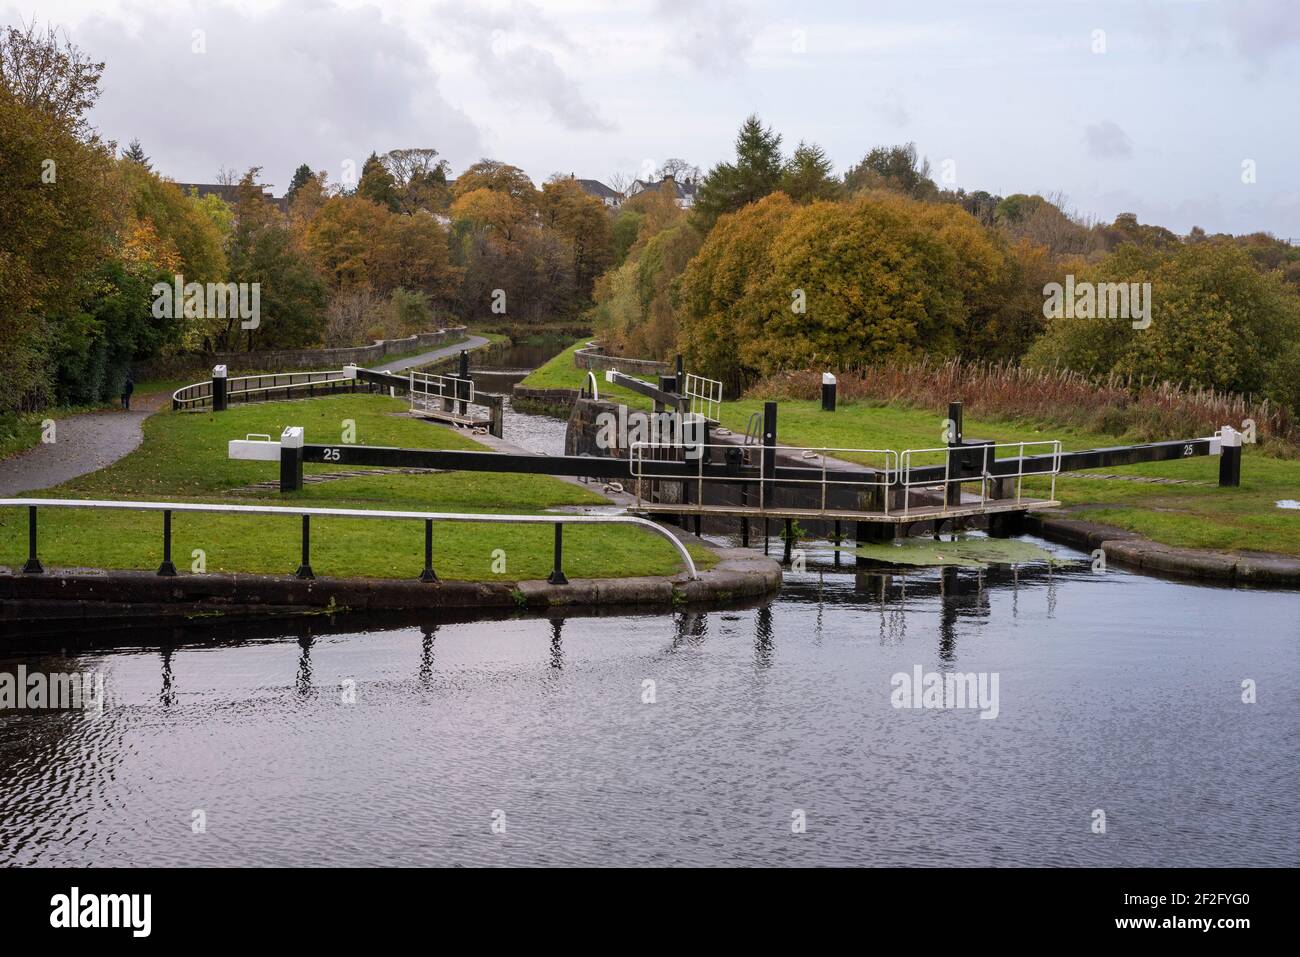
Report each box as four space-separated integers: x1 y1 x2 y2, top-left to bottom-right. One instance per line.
821 372 837 411
212 364 228 412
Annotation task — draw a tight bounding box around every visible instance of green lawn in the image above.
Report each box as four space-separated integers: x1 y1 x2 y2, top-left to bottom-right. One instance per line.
516 338 656 409
0 394 712 581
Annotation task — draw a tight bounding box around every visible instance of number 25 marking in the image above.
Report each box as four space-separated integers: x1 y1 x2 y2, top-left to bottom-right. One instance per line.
323 448 341 461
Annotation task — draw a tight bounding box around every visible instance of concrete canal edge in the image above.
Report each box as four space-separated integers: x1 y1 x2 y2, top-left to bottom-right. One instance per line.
1027 513 1300 587
0 547 782 625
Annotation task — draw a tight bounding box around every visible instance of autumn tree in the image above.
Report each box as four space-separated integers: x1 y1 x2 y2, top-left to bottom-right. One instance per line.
0 23 118 410
1026 242 1300 414
227 168 326 350
357 152 400 212
453 159 537 208
382 147 451 213
539 176 614 303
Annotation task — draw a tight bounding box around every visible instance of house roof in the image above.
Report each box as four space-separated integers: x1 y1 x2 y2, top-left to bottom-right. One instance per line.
173 182 287 211
574 178 621 200
630 174 697 199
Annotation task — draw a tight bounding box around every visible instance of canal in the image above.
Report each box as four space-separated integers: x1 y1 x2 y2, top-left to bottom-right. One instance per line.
1 543 1295 867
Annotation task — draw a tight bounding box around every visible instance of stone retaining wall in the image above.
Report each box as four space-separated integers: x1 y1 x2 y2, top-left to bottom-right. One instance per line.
573 342 671 376
137 327 468 378
0 548 781 625
1028 513 1300 586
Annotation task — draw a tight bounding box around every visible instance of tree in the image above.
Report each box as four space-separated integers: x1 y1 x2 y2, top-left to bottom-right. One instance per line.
610 209 643 267
1026 242 1300 414
381 147 451 212
678 192 1014 389
0 21 104 133
656 158 701 182
306 196 460 302
692 114 784 229
285 163 314 202
226 168 326 350
539 177 614 303
450 187 530 243
0 23 118 411
843 143 937 199
122 137 150 169
779 141 839 203
357 152 400 212
453 159 537 208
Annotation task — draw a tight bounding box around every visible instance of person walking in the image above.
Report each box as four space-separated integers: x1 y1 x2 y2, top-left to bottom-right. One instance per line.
121 374 135 410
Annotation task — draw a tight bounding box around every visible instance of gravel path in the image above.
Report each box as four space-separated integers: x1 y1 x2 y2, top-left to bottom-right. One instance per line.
0 393 170 497
374 335 489 373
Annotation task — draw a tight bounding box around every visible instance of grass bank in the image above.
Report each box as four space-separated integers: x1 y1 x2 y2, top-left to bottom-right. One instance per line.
0 394 712 581
516 338 656 409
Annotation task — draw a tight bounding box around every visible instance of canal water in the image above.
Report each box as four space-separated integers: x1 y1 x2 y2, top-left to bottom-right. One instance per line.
1 546 1296 867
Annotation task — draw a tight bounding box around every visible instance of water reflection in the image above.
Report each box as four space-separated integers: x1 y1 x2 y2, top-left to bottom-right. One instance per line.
549 617 564 672
419 624 437 686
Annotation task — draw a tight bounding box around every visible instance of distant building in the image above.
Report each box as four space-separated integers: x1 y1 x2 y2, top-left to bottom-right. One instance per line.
625 173 697 209
566 174 623 208
173 182 288 212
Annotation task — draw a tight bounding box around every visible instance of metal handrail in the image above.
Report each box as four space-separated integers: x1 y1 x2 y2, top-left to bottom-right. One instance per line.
898 440 1062 516
684 373 722 423
173 370 351 408
408 369 475 410
629 443 896 515
2 498 699 581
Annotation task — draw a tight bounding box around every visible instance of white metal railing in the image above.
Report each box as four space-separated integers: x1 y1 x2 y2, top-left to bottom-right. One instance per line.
2 498 698 581
684 373 722 423
408 369 474 414
898 440 1062 516
629 442 897 514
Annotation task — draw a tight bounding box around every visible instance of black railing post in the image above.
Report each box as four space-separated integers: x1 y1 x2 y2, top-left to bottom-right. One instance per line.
833 519 842 567
22 505 43 574
1219 429 1243 488
157 509 178 576
457 349 470 416
296 515 315 579
761 400 777 509
547 523 568 585
783 517 794 564
946 400 963 506
420 519 438 582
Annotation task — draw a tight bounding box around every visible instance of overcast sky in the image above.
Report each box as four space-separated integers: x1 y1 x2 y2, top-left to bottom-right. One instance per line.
11 0 1298 236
